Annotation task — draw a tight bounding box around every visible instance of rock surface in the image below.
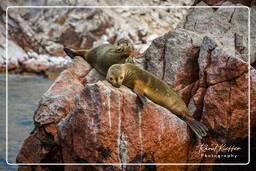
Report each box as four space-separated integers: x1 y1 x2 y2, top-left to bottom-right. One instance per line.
0 0 256 73
200 0 256 6
251 7 256 66
179 1 251 64
1 0 255 73
17 25 254 170
0 0 194 73
144 28 251 142
57 81 191 165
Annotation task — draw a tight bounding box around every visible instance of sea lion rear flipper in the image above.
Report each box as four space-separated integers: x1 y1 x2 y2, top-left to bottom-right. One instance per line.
186 120 208 139
64 48 75 59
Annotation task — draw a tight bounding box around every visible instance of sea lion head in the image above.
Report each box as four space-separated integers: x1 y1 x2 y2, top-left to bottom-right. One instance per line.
114 38 134 57
107 64 125 88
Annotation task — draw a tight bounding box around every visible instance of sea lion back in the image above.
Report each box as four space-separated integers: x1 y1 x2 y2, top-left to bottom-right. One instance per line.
64 40 134 76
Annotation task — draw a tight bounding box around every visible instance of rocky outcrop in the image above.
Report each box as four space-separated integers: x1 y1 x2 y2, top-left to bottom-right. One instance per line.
0 0 194 73
179 1 251 64
2 0 256 73
144 28 251 142
1 0 255 74
199 0 256 6
0 7 6 71
16 50 194 170
16 25 254 170
200 0 256 68
57 81 191 165
251 7 256 66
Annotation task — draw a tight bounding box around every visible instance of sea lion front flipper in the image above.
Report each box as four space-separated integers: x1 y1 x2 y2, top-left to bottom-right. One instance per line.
136 94 147 105
64 48 75 59
133 80 147 105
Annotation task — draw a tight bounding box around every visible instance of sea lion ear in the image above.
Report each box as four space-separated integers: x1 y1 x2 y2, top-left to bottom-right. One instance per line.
117 38 130 46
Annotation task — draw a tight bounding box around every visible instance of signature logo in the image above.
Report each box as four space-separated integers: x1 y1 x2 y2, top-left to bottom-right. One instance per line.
197 143 241 153
197 143 241 159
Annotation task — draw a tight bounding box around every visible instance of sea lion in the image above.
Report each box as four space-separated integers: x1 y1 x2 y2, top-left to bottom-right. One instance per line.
106 63 208 139
64 39 134 76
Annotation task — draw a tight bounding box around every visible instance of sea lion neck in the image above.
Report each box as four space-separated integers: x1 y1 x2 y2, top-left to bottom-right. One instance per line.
123 65 135 86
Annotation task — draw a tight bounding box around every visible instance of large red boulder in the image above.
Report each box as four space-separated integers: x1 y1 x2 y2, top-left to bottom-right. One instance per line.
16 27 254 170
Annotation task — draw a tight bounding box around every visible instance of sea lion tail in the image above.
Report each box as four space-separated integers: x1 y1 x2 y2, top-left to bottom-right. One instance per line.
64 48 75 59
64 48 89 60
186 120 208 139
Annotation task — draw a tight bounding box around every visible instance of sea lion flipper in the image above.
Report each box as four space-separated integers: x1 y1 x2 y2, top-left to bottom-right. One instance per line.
133 82 147 105
190 121 207 137
187 120 208 139
201 122 209 132
64 48 75 59
64 48 89 60
136 94 147 105
187 122 203 139
197 122 208 136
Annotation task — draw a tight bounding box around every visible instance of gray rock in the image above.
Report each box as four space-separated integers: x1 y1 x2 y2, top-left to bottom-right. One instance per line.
143 28 203 106
231 7 249 35
180 1 250 63
251 7 256 65
216 1 235 21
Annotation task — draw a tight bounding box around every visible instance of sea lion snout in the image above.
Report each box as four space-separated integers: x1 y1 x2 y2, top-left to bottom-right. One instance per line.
107 78 121 88
113 84 121 88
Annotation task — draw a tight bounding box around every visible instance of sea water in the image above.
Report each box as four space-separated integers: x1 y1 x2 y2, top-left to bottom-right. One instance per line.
0 74 53 170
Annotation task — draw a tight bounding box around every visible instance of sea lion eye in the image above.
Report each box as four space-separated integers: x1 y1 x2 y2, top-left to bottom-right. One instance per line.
117 47 123 52
120 76 123 80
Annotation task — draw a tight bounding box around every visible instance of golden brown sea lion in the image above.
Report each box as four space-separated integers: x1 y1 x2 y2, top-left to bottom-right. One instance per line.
106 63 208 139
64 39 134 76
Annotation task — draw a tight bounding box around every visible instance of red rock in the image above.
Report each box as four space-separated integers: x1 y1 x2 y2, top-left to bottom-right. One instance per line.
33 57 91 134
250 68 256 137
16 57 90 166
17 29 254 170
198 36 249 142
57 81 191 166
